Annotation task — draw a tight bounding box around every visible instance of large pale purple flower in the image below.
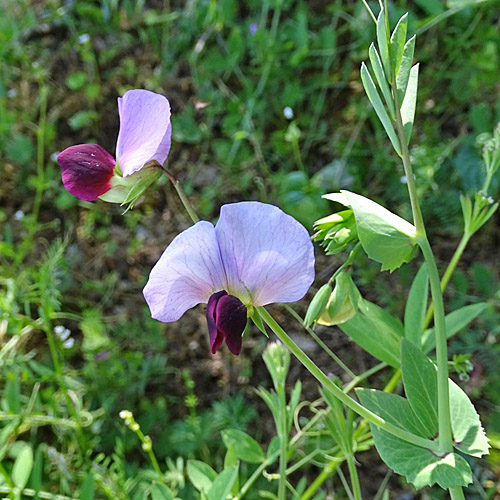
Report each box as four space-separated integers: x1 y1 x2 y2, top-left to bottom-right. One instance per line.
57 89 171 201
144 202 315 355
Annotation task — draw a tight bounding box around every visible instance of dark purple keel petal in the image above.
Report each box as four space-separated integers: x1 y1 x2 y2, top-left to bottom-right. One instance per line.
206 291 227 354
215 294 247 355
57 144 115 201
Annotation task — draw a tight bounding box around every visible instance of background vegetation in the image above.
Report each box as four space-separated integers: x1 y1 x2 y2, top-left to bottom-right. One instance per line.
1 0 499 498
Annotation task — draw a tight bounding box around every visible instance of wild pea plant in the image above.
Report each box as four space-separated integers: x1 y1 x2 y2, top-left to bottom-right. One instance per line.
3 2 499 500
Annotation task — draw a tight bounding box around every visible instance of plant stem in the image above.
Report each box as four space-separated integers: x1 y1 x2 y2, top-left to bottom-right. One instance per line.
392 61 453 453
423 232 471 329
161 167 199 224
449 485 466 500
277 381 288 500
257 307 441 452
419 239 452 451
347 454 362 500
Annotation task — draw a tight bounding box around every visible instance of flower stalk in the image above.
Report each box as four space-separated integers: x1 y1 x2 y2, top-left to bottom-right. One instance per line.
257 307 441 453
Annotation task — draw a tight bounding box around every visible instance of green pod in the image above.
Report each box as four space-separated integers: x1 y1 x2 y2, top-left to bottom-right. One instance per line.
304 284 333 327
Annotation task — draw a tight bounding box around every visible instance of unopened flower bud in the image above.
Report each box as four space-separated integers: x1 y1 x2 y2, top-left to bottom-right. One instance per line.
313 210 358 255
142 435 152 452
304 284 333 327
317 271 361 326
263 342 290 389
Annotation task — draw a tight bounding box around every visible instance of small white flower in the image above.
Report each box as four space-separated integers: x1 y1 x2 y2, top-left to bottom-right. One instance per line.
283 106 294 119
400 175 408 184
54 325 65 335
7 89 17 98
50 152 60 162
14 210 24 220
79 34 90 44
63 337 75 349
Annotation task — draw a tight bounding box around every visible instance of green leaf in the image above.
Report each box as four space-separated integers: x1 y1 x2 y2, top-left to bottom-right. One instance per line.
449 379 490 457
404 264 428 347
356 389 431 438
221 429 265 464
12 444 33 490
288 381 302 430
368 44 395 119
339 299 402 367
360 63 401 156
376 9 391 79
207 465 238 500
396 36 416 103
400 64 419 145
29 444 43 493
6 374 21 414
267 436 281 460
150 482 173 500
422 303 488 353
187 460 217 493
357 389 472 489
401 339 438 436
324 191 417 272
390 13 408 74
80 473 95 500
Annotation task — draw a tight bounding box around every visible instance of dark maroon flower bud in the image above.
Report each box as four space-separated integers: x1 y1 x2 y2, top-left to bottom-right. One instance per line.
206 291 247 355
57 144 115 201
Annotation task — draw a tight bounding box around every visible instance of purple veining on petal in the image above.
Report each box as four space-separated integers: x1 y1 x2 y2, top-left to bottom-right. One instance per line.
215 202 315 306
143 221 227 323
116 89 172 177
57 144 115 201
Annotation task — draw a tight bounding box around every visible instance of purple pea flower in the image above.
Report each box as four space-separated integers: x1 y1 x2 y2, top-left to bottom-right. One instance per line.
143 202 315 355
57 89 171 201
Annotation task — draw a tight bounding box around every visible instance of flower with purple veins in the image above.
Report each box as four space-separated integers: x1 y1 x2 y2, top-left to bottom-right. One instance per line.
57 89 171 201
143 201 315 355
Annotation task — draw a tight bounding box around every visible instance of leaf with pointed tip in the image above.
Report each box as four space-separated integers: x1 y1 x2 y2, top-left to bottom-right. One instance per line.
404 264 428 347
401 339 439 435
369 44 395 119
187 460 217 494
396 36 416 103
401 64 419 145
376 9 391 79
390 13 408 74
422 303 488 353
449 378 490 457
360 63 401 156
222 429 265 464
357 388 472 489
339 299 402 367
207 466 238 500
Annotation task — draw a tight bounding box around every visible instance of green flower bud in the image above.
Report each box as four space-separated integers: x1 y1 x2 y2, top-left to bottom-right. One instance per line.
304 284 333 327
313 209 358 255
263 342 290 390
318 271 361 326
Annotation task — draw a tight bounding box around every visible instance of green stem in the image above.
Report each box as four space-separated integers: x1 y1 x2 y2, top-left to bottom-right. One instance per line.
423 232 471 329
257 307 441 452
392 61 453 453
449 485 466 500
419 239 452 451
162 167 199 224
277 382 288 500
284 304 357 379
346 454 362 500
235 453 279 500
